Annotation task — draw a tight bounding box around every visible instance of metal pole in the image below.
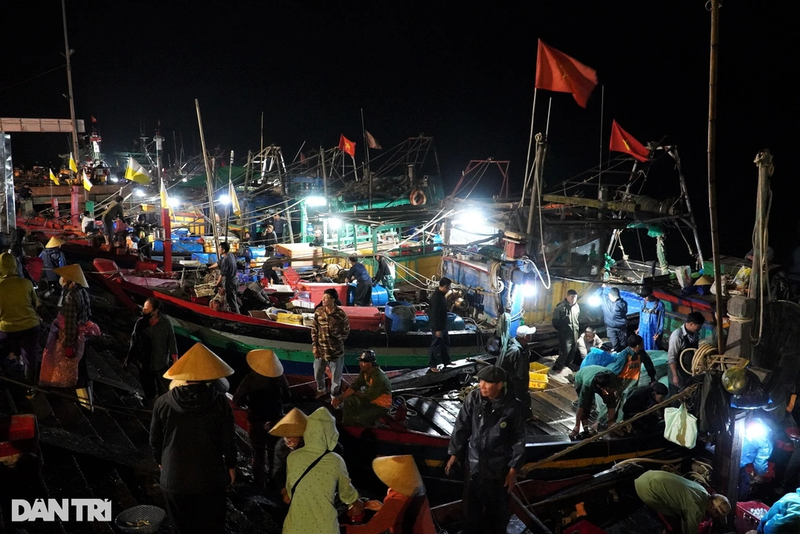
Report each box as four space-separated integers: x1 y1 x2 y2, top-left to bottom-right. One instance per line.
707 0 725 355
598 85 605 188
195 99 220 253
521 88 538 208
361 108 372 208
61 0 79 163
320 146 328 202
669 147 705 268
244 150 253 234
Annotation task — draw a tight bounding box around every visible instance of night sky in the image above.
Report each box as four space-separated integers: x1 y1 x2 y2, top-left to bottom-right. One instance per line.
2 1 796 265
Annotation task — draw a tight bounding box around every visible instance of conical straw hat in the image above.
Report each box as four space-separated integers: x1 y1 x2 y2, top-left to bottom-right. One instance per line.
46 237 66 248
372 455 424 497
694 275 714 286
163 342 234 381
269 408 308 437
53 264 88 288
246 349 284 378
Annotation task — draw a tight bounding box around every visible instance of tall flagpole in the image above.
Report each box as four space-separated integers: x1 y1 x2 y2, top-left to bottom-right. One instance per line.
598 85 605 187
521 88 538 207
360 108 372 208
61 0 79 165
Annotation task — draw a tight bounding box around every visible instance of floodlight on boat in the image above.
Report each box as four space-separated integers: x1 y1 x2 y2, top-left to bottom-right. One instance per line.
523 282 537 297
454 208 484 226
218 194 231 205
328 217 342 230
745 419 768 442
305 196 327 207
133 188 146 198
587 294 602 307
168 197 181 209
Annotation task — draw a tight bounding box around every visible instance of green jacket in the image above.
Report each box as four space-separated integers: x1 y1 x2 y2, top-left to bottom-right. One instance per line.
0 253 39 333
635 471 709 534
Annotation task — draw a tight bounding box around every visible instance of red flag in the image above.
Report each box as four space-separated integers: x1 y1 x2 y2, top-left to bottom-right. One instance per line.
535 39 598 108
609 120 650 162
91 115 97 123
366 131 382 150
338 134 356 158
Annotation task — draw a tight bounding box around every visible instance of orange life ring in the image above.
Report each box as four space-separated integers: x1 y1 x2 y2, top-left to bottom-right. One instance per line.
409 189 427 206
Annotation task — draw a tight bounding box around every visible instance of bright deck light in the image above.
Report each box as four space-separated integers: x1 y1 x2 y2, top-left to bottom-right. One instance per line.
745 420 768 442
328 217 342 230
523 282 537 297
587 295 602 307
305 196 327 207
168 197 181 209
218 194 231 205
133 188 146 197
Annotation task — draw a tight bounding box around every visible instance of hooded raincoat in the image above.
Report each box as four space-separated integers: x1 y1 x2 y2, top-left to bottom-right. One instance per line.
284 408 359 534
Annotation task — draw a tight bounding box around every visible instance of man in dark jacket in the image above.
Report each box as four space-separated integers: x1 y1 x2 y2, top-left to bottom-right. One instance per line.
428 277 452 373
551 289 580 375
233 349 290 488
150 343 236 534
623 382 668 431
602 286 628 351
213 241 240 314
372 254 395 298
446 365 525 534
499 325 533 419
348 255 372 306
126 298 178 402
571 366 620 439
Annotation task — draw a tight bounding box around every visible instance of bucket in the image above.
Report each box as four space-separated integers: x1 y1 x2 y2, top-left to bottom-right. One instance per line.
384 301 416 332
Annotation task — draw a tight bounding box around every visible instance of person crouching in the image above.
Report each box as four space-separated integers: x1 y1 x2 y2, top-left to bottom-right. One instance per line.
332 350 392 427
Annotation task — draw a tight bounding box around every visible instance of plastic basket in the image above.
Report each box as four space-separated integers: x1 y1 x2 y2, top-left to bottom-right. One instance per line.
529 378 548 390
529 362 549 381
736 501 769 527
115 505 166 534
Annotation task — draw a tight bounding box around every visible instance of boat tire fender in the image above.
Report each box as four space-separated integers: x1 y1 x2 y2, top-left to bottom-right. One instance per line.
409 189 427 206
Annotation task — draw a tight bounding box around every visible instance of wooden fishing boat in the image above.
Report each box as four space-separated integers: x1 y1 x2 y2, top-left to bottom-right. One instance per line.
89 259 486 377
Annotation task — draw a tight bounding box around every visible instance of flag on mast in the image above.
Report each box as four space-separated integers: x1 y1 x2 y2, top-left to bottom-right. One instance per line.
49 169 60 186
160 179 174 216
366 131 382 150
229 179 241 217
609 120 650 162
82 170 93 191
535 39 598 108
125 157 152 184
338 134 356 158
69 153 78 174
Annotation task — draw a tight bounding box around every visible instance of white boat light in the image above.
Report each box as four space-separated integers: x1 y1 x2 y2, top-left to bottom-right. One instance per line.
218 194 231 205
328 217 342 230
305 196 327 207
133 188 146 198
523 283 537 297
587 295 602 307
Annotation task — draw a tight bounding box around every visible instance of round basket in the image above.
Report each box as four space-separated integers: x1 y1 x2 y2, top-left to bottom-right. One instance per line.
115 505 166 534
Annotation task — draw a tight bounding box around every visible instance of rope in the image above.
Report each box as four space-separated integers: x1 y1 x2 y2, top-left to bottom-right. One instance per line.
519 384 699 476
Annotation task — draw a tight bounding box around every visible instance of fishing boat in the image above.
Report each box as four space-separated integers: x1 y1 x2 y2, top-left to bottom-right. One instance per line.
90 258 486 377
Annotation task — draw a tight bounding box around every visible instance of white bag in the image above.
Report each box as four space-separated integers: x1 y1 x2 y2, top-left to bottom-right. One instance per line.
664 403 698 449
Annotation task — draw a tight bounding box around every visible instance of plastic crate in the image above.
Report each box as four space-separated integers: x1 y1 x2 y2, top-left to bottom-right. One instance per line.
736 501 769 527
529 362 549 381
529 378 548 390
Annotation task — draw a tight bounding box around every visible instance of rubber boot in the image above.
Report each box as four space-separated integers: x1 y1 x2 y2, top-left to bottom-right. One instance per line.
23 365 37 399
76 386 94 412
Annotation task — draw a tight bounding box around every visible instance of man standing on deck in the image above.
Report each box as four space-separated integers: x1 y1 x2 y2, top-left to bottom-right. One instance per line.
348 255 372 306
213 241 240 314
446 365 525 534
101 195 125 246
272 213 287 242
311 288 351 399
372 254 396 299
126 298 178 403
602 287 629 351
428 277 452 373
498 324 533 419
636 287 665 351
667 312 705 394
551 289 580 376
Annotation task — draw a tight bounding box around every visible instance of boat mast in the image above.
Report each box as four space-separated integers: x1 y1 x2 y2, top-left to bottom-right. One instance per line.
707 0 725 355
61 0 79 164
195 99 221 253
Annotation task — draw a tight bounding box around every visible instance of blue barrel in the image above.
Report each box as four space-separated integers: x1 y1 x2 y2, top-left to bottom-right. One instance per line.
347 283 389 306
447 312 465 331
384 301 416 332
415 315 430 332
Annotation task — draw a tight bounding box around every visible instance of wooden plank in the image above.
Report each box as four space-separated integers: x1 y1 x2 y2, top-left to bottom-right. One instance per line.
407 398 456 436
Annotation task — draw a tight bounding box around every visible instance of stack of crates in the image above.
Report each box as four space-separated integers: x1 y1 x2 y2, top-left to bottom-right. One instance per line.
529 362 549 390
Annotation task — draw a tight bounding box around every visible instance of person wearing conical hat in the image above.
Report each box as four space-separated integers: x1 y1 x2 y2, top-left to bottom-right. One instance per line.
344 455 436 534
269 408 308 504
150 343 236 534
232 348 290 489
39 264 100 411
39 236 67 298
283 407 362 534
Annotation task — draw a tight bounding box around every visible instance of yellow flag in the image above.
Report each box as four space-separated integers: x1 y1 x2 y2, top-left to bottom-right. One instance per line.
69 153 78 174
125 157 152 185
82 170 93 191
229 179 241 217
49 169 60 186
160 179 174 216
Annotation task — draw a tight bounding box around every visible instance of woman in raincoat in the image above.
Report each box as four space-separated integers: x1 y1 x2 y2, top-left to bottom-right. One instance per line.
38 265 100 406
283 407 362 534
